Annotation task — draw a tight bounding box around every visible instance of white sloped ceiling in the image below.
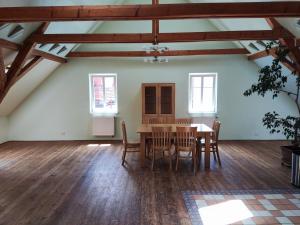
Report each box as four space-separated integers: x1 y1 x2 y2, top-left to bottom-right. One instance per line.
0 0 122 116
0 0 299 115
189 0 300 104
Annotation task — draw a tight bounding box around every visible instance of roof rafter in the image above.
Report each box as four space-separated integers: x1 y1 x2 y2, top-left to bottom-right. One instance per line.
29 29 292 44
0 23 49 103
0 2 300 22
67 48 250 58
248 47 297 73
15 56 43 83
6 22 49 84
266 18 300 74
32 49 67 63
0 56 43 104
0 48 6 91
0 38 66 63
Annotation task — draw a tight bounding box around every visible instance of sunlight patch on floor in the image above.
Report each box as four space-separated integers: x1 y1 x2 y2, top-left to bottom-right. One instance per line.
87 144 99 147
100 144 111 147
199 200 253 225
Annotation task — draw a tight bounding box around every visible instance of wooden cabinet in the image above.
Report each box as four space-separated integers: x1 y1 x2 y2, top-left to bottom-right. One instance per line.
142 83 175 124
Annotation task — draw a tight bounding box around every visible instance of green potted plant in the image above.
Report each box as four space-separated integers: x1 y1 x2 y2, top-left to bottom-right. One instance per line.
244 41 300 166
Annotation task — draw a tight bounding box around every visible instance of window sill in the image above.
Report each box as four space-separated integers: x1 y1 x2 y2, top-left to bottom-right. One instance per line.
91 112 119 117
188 112 218 117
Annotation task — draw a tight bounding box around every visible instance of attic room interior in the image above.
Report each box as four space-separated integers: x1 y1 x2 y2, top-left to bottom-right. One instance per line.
1 0 300 225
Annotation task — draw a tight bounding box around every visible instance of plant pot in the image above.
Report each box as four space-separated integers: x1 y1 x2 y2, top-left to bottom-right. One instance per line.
281 145 300 167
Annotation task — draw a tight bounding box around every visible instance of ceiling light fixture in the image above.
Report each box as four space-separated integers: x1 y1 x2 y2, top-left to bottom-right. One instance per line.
143 43 169 54
143 43 169 63
144 56 168 63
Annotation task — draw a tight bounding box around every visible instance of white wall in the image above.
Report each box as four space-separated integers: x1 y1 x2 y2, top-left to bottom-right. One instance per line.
0 116 8 143
7 56 298 141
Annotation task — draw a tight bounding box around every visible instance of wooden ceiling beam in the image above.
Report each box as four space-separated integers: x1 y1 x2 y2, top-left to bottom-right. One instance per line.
0 38 66 63
152 0 159 44
0 2 300 22
0 56 43 104
248 48 276 61
158 29 290 43
0 38 20 51
248 47 297 73
266 18 300 74
0 48 6 91
29 30 292 44
67 48 249 58
32 49 67 63
0 22 49 103
5 22 49 84
16 56 43 82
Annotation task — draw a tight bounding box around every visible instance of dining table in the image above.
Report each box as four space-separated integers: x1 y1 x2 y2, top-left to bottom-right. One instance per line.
136 123 214 170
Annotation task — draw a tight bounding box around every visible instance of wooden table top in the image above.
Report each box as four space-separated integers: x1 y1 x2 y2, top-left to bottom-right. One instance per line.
136 123 213 133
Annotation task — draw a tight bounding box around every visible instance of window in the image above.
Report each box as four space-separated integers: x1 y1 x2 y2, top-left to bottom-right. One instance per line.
189 73 217 114
89 74 118 114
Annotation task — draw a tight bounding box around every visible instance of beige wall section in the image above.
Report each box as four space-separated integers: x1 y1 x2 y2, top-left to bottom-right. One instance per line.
0 59 60 116
7 56 298 141
0 117 8 143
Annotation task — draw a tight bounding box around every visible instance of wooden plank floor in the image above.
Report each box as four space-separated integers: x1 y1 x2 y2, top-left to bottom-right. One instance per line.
0 141 295 225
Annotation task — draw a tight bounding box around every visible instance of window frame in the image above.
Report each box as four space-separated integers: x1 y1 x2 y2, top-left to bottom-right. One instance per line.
188 73 218 114
89 73 118 115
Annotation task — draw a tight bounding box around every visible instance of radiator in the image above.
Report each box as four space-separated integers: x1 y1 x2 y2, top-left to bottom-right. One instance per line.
92 117 115 136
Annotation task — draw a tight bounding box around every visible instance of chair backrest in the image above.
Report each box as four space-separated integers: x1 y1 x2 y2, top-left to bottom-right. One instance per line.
175 126 197 151
212 120 221 142
121 121 128 145
148 117 162 124
175 118 193 124
151 126 172 150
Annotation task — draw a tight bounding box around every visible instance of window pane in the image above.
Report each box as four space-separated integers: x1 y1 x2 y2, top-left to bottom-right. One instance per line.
203 76 214 88
90 74 117 114
192 77 202 88
93 77 104 109
192 87 202 111
104 77 116 109
202 87 214 112
189 73 217 113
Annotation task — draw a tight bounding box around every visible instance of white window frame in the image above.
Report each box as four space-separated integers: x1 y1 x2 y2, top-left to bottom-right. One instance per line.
188 73 217 114
89 73 118 115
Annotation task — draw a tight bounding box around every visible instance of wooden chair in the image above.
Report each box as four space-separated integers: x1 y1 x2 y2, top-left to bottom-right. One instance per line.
199 120 222 166
121 121 140 165
175 126 197 174
151 126 173 170
175 118 193 124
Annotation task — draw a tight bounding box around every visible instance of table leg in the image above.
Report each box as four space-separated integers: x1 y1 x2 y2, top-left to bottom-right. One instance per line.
205 133 211 170
140 133 146 168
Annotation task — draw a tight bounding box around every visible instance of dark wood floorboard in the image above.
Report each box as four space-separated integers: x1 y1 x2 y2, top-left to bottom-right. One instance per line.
0 141 295 225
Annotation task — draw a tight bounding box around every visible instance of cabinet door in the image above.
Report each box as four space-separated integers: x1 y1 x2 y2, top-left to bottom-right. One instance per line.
143 84 158 115
159 84 175 115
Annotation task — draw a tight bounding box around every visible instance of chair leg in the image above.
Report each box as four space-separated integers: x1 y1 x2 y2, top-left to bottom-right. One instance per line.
211 145 217 161
212 149 217 161
122 146 127 165
216 145 222 166
146 142 149 158
151 148 155 171
175 151 179 171
193 149 196 174
168 149 172 171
